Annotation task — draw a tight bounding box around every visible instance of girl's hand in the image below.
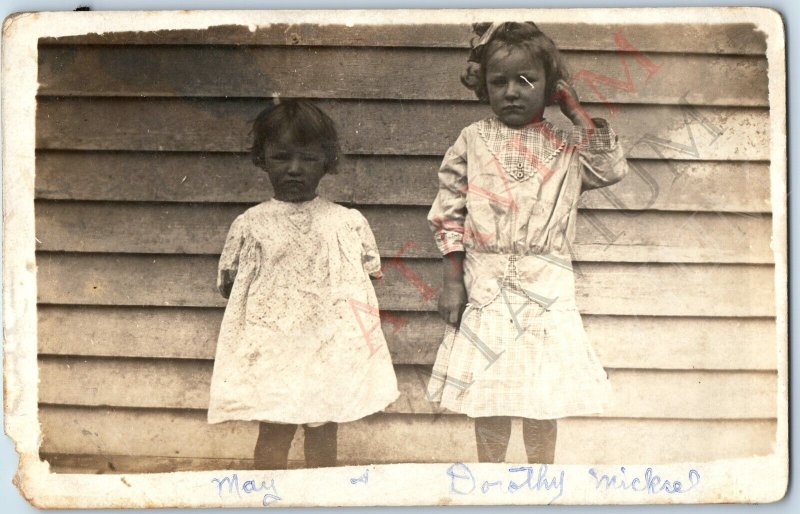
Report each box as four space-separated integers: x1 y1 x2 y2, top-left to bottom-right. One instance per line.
554 79 595 129
438 280 468 326
219 270 236 299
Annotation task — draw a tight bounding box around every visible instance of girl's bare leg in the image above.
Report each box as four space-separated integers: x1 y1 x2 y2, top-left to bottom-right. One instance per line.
254 422 298 469
522 418 557 464
304 422 338 468
474 416 512 463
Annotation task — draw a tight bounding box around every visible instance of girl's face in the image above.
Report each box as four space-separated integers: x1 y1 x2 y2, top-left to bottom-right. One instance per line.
262 136 327 202
485 45 547 128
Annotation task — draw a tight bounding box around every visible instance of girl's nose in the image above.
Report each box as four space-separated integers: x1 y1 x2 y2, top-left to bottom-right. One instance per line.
287 156 303 175
504 83 520 99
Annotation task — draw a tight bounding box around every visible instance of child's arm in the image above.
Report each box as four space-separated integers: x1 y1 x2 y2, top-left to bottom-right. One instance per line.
554 79 629 191
352 210 384 280
428 130 470 325
439 251 467 325
217 215 246 299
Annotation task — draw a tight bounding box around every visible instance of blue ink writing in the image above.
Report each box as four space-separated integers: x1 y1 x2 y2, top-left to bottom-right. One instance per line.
588 466 700 495
211 473 281 507
350 469 369 485
447 462 566 503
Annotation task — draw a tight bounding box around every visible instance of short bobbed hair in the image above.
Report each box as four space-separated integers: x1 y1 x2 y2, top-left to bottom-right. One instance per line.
461 22 569 105
250 99 341 174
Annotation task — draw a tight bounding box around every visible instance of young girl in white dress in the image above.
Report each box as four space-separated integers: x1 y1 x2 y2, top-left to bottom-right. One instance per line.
208 99 400 469
427 22 629 463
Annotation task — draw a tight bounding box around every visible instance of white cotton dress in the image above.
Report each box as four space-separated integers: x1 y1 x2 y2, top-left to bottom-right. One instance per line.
207 197 400 425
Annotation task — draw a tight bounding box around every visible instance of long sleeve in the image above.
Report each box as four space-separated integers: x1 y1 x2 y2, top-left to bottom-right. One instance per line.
353 210 383 279
574 118 629 192
427 128 469 255
217 214 246 298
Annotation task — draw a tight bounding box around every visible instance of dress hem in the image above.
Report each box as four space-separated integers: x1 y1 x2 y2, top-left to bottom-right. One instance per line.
434 400 611 421
206 389 401 425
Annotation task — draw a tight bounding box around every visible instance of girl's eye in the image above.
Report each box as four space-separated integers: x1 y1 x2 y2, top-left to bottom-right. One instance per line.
489 78 506 86
296 152 322 162
269 153 292 161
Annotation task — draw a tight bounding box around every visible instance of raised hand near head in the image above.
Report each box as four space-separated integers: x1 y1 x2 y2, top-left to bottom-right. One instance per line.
553 79 595 129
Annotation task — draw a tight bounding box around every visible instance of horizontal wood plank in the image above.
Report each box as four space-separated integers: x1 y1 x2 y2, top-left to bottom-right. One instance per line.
34 201 773 263
36 253 776 316
39 406 777 466
35 152 773 213
38 357 777 419
38 46 768 106
36 98 770 161
38 22 768 54
33 19 778 479
37 306 778 370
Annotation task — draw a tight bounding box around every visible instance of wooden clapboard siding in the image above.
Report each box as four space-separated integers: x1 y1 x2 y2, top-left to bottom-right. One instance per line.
36 98 769 161
38 356 777 419
39 407 777 468
35 152 772 212
38 46 768 106
38 23 768 54
35 22 775 473
38 306 777 370
34 201 773 263
36 253 775 317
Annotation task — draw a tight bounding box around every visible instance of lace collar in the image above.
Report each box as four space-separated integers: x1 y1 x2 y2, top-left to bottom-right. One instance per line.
477 117 571 182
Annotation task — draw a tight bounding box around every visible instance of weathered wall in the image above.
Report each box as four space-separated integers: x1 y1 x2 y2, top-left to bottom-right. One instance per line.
34 22 775 472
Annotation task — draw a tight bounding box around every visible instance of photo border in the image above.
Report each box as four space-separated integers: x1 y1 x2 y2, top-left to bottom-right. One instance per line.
2 8 788 507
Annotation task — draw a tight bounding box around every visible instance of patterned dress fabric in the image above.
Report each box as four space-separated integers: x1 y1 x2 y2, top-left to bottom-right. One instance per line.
426 116 628 419
208 197 400 425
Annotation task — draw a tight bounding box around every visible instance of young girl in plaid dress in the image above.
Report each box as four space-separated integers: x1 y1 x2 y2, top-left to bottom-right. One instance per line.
427 22 628 463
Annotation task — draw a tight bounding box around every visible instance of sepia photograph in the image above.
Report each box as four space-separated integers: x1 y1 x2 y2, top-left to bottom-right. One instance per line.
2 7 788 508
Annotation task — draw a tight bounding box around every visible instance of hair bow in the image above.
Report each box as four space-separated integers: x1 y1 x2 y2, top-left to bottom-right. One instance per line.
468 22 501 63
467 21 542 63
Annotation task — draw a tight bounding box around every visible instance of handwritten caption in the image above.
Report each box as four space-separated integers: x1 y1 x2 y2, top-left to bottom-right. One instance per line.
210 465 699 506
447 463 701 503
211 474 281 507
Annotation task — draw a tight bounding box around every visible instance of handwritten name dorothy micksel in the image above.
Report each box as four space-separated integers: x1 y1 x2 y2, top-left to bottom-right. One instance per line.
211 464 700 505
447 463 700 503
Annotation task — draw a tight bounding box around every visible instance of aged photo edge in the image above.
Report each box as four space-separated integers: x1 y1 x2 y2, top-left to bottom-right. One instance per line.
1 6 791 508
